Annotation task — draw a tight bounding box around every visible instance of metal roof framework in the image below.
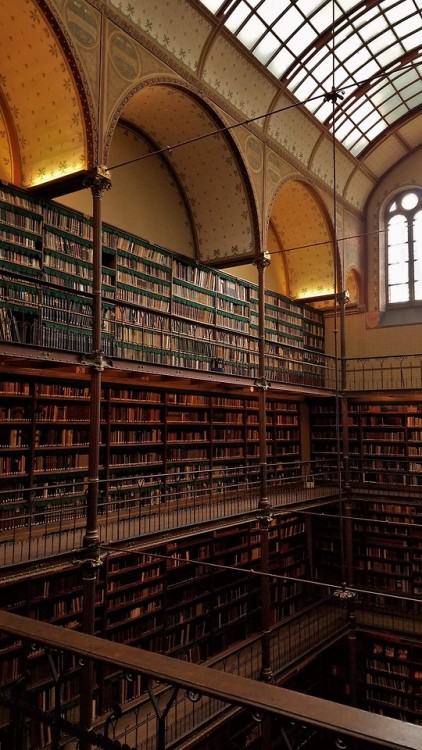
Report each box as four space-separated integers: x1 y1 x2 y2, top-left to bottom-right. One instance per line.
200 0 422 157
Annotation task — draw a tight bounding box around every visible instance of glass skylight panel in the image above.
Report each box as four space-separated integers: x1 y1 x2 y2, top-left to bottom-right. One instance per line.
354 4 379 27
312 3 342 33
297 0 326 14
355 58 381 83
347 97 373 120
401 27 422 51
334 120 355 140
375 43 404 68
338 0 361 11
406 93 422 110
297 45 327 77
401 81 421 101
381 93 404 114
385 103 408 124
393 68 419 90
253 33 280 65
199 0 223 12
198 0 422 157
288 25 318 57
225 2 250 33
365 120 386 141
358 15 388 42
294 77 320 104
335 36 359 63
312 56 335 86
372 82 396 106
273 6 303 38
268 48 295 78
237 15 266 47
343 47 371 76
313 99 333 121
368 30 396 55
258 0 282 26
357 108 381 131
385 1 417 25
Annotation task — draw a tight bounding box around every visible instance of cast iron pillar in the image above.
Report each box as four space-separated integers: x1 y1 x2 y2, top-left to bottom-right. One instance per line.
254 251 273 686
79 165 111 749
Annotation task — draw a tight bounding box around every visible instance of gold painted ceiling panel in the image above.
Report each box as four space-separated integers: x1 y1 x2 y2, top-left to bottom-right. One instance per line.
271 182 333 300
343 170 377 213
0 0 86 186
0 108 13 183
311 138 356 200
122 85 255 263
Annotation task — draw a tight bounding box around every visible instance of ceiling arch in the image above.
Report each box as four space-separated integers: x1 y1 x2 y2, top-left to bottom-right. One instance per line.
105 80 260 264
0 0 90 187
268 179 336 301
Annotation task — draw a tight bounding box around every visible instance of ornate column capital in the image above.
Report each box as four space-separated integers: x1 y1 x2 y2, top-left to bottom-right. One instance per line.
83 165 112 198
253 249 271 272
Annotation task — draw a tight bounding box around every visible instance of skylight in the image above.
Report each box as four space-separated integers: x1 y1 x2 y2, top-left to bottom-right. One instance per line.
199 0 422 157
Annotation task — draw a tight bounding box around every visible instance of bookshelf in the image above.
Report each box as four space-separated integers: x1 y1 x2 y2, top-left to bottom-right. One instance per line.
311 503 344 585
309 398 340 462
0 182 325 384
310 397 422 488
348 401 422 487
352 497 422 599
0 515 311 722
268 514 310 623
0 568 103 740
362 634 422 725
0 376 302 519
311 494 422 601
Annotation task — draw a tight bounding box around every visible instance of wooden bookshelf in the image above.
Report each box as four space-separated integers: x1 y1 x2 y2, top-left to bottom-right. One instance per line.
0 182 325 383
310 397 422 488
0 515 311 720
0 375 302 520
360 633 422 726
352 497 422 598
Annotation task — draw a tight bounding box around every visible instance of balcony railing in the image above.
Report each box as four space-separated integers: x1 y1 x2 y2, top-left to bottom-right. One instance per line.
346 354 422 391
0 461 339 567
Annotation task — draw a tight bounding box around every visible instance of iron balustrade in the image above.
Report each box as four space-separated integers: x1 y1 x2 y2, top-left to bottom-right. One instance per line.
105 600 348 749
0 462 339 566
0 606 420 750
346 354 422 391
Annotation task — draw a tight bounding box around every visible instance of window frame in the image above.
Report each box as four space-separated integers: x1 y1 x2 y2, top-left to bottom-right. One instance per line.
385 188 422 308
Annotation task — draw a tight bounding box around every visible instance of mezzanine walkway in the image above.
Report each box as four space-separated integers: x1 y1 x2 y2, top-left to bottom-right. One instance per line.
0 469 338 567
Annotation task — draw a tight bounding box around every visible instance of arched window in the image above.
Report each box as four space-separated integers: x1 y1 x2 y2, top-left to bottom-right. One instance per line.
386 189 422 305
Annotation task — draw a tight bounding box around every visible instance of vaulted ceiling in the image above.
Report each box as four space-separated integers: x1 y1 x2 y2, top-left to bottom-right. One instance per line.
0 0 420 228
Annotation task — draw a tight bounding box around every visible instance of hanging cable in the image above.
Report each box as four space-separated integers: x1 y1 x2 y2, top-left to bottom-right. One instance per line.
100 543 422 608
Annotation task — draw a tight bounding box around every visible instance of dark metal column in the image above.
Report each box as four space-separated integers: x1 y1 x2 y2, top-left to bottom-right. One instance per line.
254 250 273 689
339 289 354 586
79 165 112 750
